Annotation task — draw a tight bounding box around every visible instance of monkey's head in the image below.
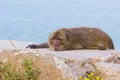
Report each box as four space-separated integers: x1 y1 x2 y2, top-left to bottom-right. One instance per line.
48 30 69 51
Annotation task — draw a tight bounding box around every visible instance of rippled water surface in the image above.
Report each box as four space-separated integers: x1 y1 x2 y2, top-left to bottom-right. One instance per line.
0 0 120 49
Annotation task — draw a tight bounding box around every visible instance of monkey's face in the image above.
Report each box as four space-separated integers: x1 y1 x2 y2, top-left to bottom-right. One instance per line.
48 31 68 51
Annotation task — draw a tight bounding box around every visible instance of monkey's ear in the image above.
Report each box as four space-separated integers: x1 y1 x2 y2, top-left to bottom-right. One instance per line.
49 32 54 39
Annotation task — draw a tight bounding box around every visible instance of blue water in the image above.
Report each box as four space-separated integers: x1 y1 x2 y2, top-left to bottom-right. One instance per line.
0 0 120 49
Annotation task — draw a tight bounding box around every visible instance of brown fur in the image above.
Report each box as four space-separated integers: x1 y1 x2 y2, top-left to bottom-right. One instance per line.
48 27 114 51
26 27 114 51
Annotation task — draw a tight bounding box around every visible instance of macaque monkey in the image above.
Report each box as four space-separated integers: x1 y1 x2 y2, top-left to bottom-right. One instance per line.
26 27 114 51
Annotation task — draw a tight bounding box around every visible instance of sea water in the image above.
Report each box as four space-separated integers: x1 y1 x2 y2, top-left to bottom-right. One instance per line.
0 0 120 49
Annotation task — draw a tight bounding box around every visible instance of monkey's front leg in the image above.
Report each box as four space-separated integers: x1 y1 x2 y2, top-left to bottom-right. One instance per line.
26 44 40 49
26 42 49 49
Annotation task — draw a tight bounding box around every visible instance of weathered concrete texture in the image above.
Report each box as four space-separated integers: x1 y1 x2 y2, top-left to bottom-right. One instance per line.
96 63 120 80
0 49 120 80
35 49 120 80
95 51 120 80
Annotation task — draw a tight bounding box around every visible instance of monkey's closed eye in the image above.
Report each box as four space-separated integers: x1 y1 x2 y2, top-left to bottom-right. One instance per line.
57 38 63 41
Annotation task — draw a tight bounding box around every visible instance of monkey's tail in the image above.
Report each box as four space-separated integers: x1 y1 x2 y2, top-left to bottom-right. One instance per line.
109 39 114 49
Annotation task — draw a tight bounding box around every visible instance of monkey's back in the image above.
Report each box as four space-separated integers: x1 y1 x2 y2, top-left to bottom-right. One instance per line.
63 27 114 50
